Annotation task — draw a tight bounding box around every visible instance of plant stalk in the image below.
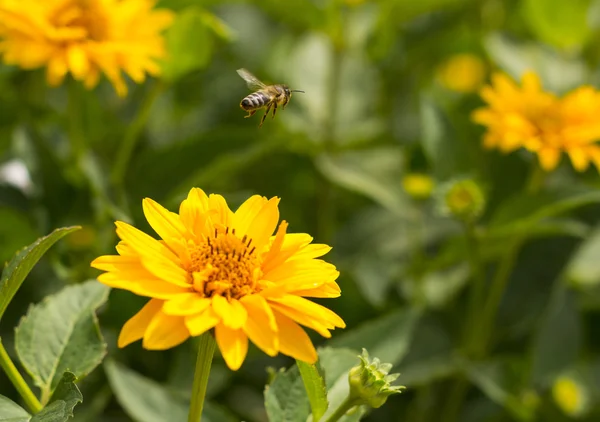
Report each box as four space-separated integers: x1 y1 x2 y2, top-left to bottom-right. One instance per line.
323 396 360 422
0 338 42 414
188 332 216 422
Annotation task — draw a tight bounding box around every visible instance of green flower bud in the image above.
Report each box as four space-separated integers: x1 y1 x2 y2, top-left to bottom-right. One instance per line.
436 178 485 222
348 349 405 409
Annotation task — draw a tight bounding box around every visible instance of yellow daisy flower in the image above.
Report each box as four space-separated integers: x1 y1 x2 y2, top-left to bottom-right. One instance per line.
472 71 600 172
91 188 345 370
0 0 173 96
437 53 486 93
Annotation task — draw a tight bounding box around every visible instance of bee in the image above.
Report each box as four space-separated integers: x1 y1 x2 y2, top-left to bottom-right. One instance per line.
237 68 304 127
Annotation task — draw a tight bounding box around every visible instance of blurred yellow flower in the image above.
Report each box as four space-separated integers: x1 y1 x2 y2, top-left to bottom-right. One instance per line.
552 375 587 417
402 173 434 200
437 53 486 93
473 72 600 172
91 188 345 370
0 0 173 96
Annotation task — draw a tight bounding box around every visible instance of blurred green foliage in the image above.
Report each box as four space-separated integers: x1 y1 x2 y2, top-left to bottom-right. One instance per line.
2 0 600 421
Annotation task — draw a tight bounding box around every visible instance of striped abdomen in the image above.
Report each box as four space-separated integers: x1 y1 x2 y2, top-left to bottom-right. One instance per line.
240 90 273 111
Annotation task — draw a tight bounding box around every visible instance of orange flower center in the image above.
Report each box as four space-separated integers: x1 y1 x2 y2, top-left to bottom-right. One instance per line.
188 228 262 300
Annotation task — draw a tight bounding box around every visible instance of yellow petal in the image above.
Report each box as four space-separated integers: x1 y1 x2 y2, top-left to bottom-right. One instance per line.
207 194 234 227
273 310 317 363
233 195 269 237
142 197 188 245
163 293 211 316
240 295 278 356
538 148 561 171
185 306 221 336
97 272 188 299
262 232 313 273
261 221 288 273
270 296 345 328
142 311 189 350
243 197 280 253
118 299 163 348
215 323 248 371
268 302 332 338
290 244 332 261
66 44 89 79
291 281 342 298
140 257 191 288
115 221 180 265
567 148 590 172
179 188 212 238
46 53 67 86
212 295 247 329
91 254 140 272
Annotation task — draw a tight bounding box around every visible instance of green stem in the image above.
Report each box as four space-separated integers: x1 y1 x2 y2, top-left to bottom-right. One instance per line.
463 221 485 350
110 81 164 187
473 239 522 356
0 338 42 414
323 396 360 422
440 378 469 422
188 332 216 422
68 81 86 165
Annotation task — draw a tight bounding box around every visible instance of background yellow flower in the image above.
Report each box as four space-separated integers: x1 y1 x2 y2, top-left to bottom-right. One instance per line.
91 188 345 370
437 53 486 93
473 71 600 172
0 0 173 96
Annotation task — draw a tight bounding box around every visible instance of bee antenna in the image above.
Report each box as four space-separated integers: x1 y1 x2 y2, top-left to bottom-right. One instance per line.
291 90 305 93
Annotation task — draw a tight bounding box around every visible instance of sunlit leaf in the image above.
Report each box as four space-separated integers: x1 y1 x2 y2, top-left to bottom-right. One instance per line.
566 224 600 286
0 226 81 323
296 360 328 422
31 372 83 422
105 360 236 422
264 365 310 422
161 7 213 83
0 395 30 422
522 0 591 50
15 281 109 397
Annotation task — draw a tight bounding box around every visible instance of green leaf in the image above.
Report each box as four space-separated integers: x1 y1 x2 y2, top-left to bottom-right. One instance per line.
15 280 109 397
0 226 81 322
522 0 591 50
316 147 408 216
531 285 582 386
105 359 187 422
296 360 328 422
264 365 310 422
161 6 213 83
0 395 30 422
329 308 421 366
484 33 587 93
566 224 600 287
31 372 83 422
105 360 236 422
488 189 600 238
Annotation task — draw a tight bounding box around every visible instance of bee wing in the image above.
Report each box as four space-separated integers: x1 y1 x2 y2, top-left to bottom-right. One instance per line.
237 68 267 91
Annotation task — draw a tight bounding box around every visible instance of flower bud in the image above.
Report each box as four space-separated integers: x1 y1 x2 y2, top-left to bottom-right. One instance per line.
436 178 485 222
348 349 404 409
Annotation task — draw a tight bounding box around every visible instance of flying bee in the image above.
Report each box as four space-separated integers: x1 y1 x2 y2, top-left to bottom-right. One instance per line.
237 68 304 127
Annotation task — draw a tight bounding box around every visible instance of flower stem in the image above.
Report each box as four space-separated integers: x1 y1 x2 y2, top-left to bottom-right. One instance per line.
188 332 216 422
111 81 164 187
463 221 485 350
323 396 359 422
0 338 42 414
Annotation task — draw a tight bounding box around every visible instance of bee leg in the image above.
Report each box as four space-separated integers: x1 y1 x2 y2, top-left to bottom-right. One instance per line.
244 110 257 118
259 104 272 128
271 103 278 119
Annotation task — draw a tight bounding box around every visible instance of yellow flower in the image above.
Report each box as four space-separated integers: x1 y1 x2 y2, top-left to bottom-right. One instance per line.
0 0 173 96
91 189 345 370
473 71 600 172
437 53 486 93
402 173 434 200
552 375 587 417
